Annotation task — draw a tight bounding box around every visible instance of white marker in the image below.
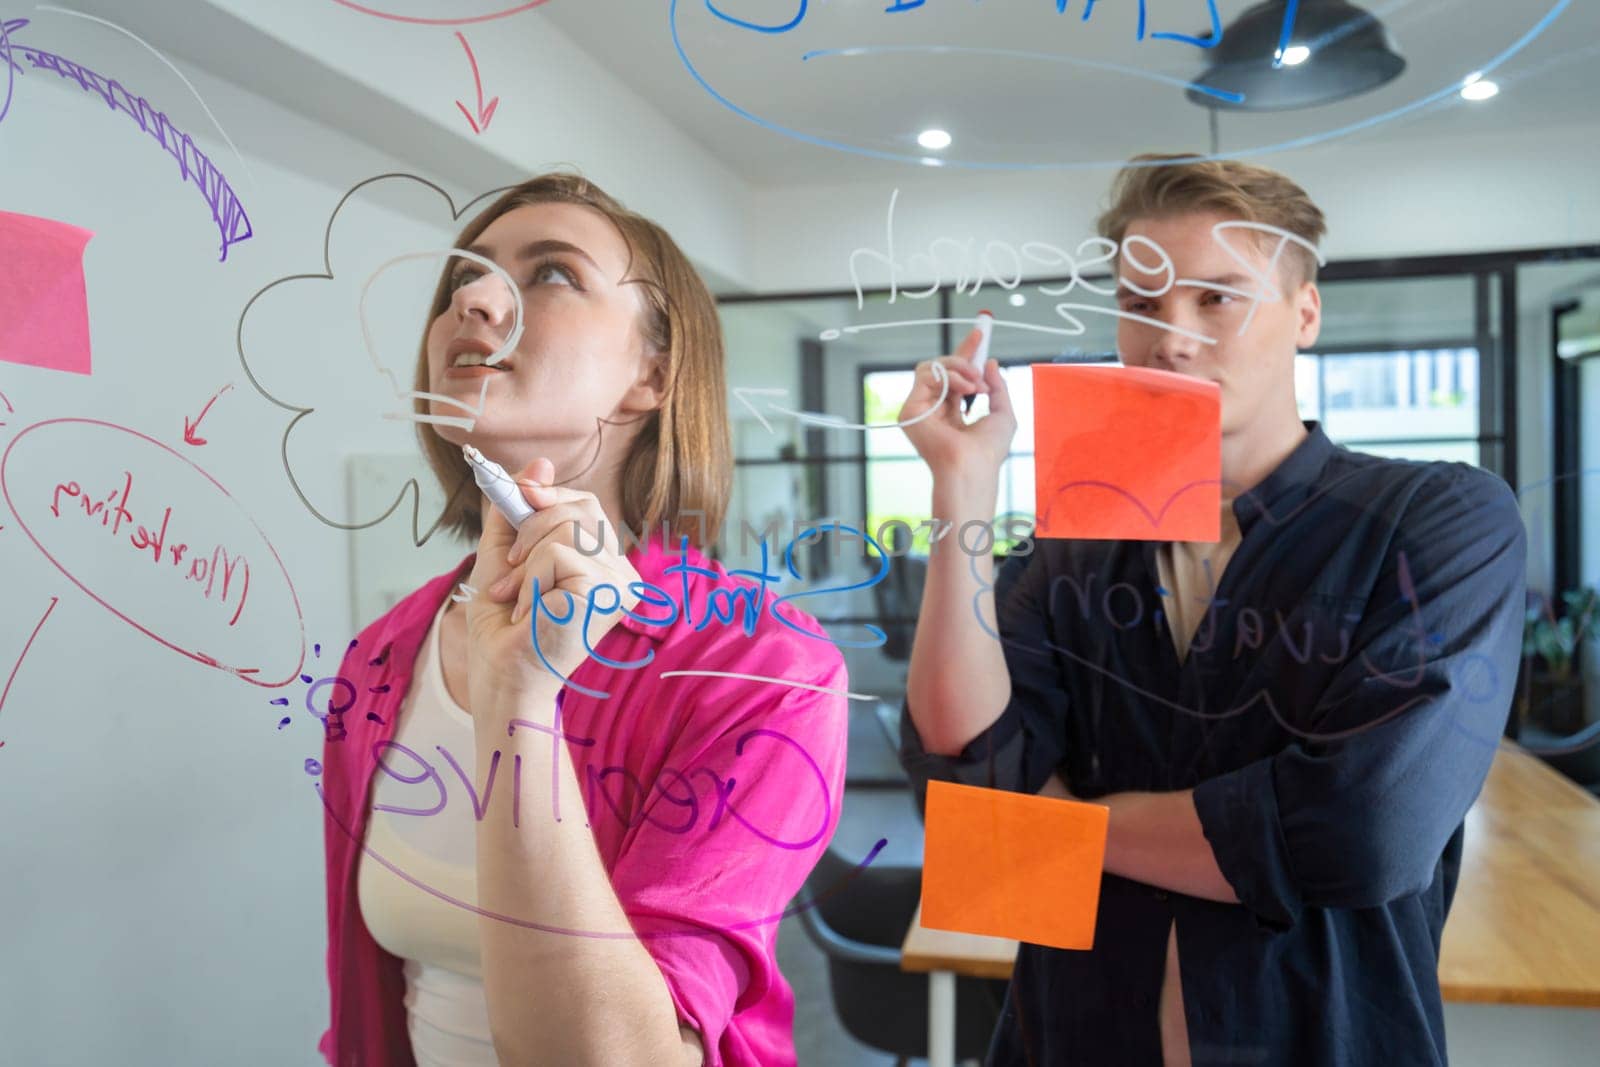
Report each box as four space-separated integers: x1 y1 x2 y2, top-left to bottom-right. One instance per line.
462 444 536 527
963 309 995 413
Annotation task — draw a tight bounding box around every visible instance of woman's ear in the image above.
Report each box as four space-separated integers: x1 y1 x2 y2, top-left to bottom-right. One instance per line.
618 348 667 415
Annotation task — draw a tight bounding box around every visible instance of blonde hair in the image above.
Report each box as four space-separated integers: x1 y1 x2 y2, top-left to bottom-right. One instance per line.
1098 153 1328 284
413 173 731 547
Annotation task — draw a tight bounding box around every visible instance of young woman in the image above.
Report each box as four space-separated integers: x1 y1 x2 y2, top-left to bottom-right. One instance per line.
316 174 849 1066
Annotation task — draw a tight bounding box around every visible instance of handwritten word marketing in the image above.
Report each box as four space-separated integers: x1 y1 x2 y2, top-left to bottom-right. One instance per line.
50 471 252 626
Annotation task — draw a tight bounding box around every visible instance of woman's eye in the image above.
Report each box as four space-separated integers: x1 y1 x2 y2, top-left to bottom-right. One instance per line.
530 261 578 288
1204 291 1235 307
449 268 482 291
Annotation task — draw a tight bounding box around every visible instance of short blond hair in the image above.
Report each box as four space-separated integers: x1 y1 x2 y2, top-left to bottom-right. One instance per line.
1098 153 1328 284
414 173 731 547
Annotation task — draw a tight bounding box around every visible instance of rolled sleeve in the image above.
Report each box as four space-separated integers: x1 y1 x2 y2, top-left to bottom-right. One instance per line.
607 670 848 1066
1195 465 1525 928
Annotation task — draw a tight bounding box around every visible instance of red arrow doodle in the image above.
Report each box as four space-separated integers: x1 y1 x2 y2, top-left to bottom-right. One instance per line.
183 383 233 446
0 389 10 530
0 597 59 730
454 32 500 134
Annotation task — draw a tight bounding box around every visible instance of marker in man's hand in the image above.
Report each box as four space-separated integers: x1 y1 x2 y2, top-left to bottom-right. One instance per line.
463 444 536 527
962 309 995 415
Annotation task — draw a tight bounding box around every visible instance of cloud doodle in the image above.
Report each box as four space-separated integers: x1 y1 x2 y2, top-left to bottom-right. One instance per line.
235 172 521 546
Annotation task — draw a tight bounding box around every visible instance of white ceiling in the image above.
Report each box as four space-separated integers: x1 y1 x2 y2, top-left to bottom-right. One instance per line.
541 0 1599 185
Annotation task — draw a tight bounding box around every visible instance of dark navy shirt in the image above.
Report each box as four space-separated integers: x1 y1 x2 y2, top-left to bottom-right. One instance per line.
901 424 1526 1067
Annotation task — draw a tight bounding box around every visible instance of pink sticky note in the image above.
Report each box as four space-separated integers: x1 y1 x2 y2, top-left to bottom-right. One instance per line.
0 210 94 376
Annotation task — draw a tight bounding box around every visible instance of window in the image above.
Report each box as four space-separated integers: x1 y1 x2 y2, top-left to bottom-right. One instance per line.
1302 347 1482 464
863 362 1039 554
863 346 1487 544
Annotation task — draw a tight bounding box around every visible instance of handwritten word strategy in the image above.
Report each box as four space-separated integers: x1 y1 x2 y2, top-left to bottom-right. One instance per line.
843 188 1321 340
707 0 1229 52
0 18 253 262
490 517 1476 718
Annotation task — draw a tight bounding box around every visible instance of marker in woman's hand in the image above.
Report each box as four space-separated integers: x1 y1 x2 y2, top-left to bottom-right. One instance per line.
462 444 536 527
962 309 995 414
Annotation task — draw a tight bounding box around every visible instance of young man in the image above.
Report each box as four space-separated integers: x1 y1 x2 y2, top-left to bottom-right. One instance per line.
896 155 1526 1066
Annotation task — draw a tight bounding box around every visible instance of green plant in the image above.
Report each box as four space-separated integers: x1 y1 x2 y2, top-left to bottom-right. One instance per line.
1523 587 1600 680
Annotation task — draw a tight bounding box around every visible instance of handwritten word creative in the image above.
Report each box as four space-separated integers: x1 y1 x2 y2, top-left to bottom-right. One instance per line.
367 724 831 851
1 19 253 261
1 419 304 686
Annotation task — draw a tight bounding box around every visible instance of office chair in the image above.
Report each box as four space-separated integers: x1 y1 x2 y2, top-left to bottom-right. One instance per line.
871 554 929 663
1521 719 1600 799
795 846 1007 1065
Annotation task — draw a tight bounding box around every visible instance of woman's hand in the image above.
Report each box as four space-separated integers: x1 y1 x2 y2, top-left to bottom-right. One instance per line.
463 457 641 715
898 326 1018 484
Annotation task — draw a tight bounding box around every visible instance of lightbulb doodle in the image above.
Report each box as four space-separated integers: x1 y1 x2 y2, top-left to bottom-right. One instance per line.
269 638 394 737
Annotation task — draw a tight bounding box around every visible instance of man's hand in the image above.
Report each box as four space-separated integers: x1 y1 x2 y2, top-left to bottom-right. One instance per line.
898 326 1018 484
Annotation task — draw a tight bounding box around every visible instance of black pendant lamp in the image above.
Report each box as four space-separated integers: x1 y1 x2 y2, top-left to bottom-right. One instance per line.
1187 0 1406 111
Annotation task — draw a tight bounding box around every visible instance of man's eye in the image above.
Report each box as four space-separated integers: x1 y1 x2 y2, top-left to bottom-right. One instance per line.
1204 291 1236 306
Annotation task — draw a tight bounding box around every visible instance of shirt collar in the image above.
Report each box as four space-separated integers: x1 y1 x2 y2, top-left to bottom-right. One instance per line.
1231 421 1336 536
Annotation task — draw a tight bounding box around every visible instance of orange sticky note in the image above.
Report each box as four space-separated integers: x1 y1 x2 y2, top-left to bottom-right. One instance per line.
0 210 95 376
921 779 1109 951
1032 364 1220 541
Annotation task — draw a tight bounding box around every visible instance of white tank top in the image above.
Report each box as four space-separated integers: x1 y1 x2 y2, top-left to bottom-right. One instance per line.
358 598 500 1065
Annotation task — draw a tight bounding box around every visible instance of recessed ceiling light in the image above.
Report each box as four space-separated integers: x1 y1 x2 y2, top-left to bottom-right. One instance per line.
917 128 952 150
1008 292 1027 307
1277 44 1312 67
1461 76 1499 102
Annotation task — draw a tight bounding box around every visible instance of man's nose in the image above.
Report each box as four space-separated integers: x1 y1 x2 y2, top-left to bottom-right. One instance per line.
1145 309 1206 368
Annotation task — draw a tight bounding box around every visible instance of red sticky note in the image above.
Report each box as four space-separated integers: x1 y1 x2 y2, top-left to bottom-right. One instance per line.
922 780 1109 951
1032 364 1220 541
0 210 95 376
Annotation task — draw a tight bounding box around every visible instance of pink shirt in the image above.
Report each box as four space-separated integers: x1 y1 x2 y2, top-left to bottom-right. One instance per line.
317 537 849 1066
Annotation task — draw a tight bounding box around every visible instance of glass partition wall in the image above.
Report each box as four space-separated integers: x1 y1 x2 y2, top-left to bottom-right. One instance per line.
716 247 1600 726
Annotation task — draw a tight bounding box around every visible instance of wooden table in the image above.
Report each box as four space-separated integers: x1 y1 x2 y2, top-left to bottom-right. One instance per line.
901 741 1600 1066
1440 741 1600 1005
